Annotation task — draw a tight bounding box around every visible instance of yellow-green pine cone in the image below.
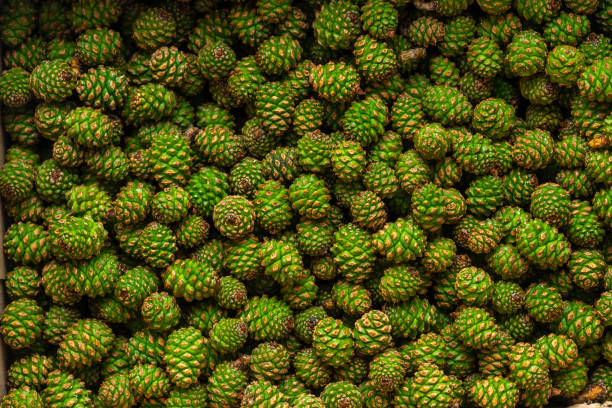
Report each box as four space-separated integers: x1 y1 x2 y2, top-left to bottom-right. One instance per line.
385 297 439 340
83 146 129 183
76 28 122 66
0 158 35 203
551 357 589 399
256 35 302 76
164 326 204 388
557 301 605 348
230 157 266 197
353 310 393 357
151 186 190 224
368 348 406 393
110 181 154 225
414 123 449 161
452 306 500 349
544 13 590 49
515 0 560 24
363 160 399 199
75 66 128 111
148 129 191 188
412 362 455 408
342 96 388 146
176 214 210 249
2 386 44 408
391 93 425 140
224 238 261 281
529 182 571 228
241 295 294 341
313 0 361 50
422 237 457 274
508 342 550 391
578 57 612 103
293 100 325 139
165 385 208 408
255 81 295 138
294 348 332 389
596 291 612 325
353 35 398 82
141 291 180 332
320 381 364 408
0 68 31 108
506 30 548 77
331 223 376 282
294 393 325 408
4 36 47 72
5 265 40 300
294 307 328 344
516 219 570 269
347 190 386 232
0 298 44 350
422 85 473 126
41 261 82 306
48 215 106 261
122 83 177 126
467 36 504 78
524 284 563 323
58 318 114 370
259 239 306 286
128 363 171 401
546 45 586 87
535 333 578 371
332 140 367 183
295 219 333 257
568 249 606 291
249 341 291 381
309 62 362 103
212 195 255 240
132 7 176 51
395 149 433 194
66 184 111 221
163 259 219 302
64 107 119 148
454 266 494 306
469 376 519 408
241 379 289 408
379 265 425 303
207 360 248 408
30 60 78 102
334 355 369 384
465 176 504 217
192 125 245 169
361 0 398 39
373 218 427 263
439 15 477 57
74 251 122 298
126 329 166 367
253 180 293 235
147 46 187 87
214 276 247 310
288 174 331 220
472 98 515 139
96 373 135 408
137 222 178 268
332 281 372 316
313 317 354 367
198 41 236 81
502 172 538 209
519 74 559 105
42 370 92 408
407 16 445 47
